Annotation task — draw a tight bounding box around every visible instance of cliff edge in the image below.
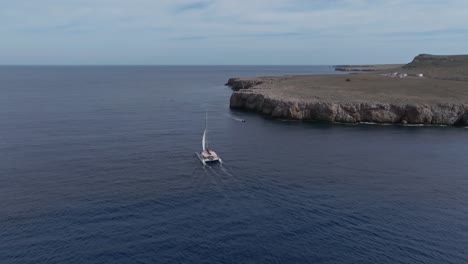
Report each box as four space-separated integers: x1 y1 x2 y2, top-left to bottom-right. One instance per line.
226 54 468 126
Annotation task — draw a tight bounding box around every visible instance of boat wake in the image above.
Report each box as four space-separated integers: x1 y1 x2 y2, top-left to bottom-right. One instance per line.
226 114 246 123
219 164 233 177
189 161 294 237
204 162 296 236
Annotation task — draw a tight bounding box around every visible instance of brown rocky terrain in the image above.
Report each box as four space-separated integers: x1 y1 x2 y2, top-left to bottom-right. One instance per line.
226 54 468 126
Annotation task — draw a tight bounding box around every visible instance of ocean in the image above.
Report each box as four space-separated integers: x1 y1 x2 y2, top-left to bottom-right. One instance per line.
1 66 467 264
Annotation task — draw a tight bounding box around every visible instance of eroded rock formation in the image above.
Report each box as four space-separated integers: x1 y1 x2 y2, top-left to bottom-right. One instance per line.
227 78 468 126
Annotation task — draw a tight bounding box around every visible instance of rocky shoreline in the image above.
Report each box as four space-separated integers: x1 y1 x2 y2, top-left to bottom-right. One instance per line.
225 54 468 126
228 86 468 125
225 78 265 91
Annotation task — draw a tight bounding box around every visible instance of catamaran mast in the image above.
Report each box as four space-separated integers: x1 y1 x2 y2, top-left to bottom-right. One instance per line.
202 112 208 151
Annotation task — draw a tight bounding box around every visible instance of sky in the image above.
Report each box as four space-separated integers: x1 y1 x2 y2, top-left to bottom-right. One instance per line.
1 0 468 65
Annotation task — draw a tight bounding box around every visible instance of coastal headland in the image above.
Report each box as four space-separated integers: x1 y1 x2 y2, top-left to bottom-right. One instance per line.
333 64 404 72
226 54 468 126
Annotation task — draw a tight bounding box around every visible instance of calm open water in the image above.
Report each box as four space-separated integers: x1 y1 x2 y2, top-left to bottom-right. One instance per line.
0 66 467 264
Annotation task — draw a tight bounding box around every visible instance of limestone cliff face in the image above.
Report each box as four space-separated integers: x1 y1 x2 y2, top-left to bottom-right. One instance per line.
227 79 468 126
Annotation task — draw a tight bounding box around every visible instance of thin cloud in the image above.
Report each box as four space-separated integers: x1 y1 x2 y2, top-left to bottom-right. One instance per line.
173 1 212 13
1 0 468 64
170 32 302 41
172 35 209 41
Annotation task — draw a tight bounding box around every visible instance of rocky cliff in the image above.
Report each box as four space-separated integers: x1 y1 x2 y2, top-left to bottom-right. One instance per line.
225 78 265 91
226 57 468 126
229 88 468 125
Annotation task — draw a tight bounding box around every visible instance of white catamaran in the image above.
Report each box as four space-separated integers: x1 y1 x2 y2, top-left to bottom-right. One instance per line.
197 115 221 165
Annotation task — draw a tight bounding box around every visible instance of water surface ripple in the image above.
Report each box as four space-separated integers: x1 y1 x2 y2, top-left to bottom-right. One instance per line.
0 66 467 264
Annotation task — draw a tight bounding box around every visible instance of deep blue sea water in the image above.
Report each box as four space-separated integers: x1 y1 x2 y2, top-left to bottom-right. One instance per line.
0 66 467 264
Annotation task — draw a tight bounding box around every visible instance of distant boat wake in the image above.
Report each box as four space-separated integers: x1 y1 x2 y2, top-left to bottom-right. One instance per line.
226 114 246 123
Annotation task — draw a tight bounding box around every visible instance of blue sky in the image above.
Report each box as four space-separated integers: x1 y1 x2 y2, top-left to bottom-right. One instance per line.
1 0 467 65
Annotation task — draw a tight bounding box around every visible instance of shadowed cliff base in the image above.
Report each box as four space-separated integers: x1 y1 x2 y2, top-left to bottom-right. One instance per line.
226 54 468 126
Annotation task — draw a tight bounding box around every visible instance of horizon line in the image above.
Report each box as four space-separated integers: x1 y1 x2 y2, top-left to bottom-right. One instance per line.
0 64 398 67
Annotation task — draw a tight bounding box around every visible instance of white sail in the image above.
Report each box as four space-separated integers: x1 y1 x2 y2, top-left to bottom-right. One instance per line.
196 112 221 165
202 129 206 150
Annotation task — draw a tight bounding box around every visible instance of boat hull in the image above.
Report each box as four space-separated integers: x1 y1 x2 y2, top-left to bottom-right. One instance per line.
196 151 221 165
